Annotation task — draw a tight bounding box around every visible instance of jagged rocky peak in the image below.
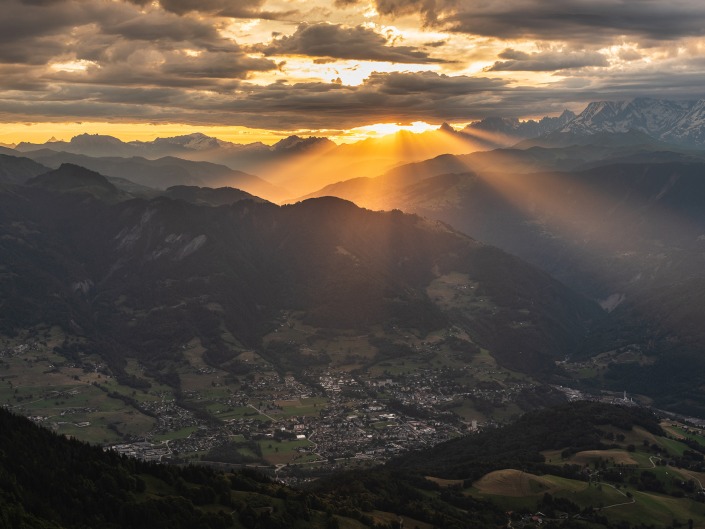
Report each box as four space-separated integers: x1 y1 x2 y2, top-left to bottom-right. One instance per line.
463 110 576 141
69 133 127 147
559 97 705 147
272 135 336 152
144 132 226 150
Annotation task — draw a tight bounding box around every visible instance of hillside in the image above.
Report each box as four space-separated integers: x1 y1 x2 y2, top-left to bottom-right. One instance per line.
27 163 125 202
390 401 664 479
18 150 287 201
0 181 599 384
0 407 389 529
302 144 705 416
318 401 705 528
0 154 49 185
6 399 703 529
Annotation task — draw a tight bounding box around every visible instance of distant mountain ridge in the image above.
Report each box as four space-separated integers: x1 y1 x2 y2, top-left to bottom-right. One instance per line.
465 98 705 149
7 98 705 202
10 98 705 163
17 149 287 200
14 132 334 160
550 97 705 148
10 128 503 198
463 109 576 146
0 153 49 185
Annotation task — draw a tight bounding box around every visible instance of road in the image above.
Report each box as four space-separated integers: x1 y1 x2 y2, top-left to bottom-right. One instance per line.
597 482 636 510
248 403 277 422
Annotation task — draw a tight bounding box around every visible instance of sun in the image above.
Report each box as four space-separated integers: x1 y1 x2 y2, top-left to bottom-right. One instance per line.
334 121 437 143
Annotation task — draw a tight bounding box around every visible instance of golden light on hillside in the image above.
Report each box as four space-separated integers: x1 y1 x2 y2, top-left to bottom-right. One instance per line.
460 127 528 149
345 122 437 140
0 122 284 146
257 125 494 201
463 159 698 276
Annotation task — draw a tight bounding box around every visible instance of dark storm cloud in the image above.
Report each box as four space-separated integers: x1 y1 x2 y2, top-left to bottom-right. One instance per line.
488 48 609 71
49 48 274 90
373 0 458 23
447 1 705 43
125 0 292 19
5 0 705 133
342 0 705 43
182 71 510 128
0 64 50 91
161 51 275 79
0 0 86 64
365 70 502 97
256 23 449 64
0 0 238 65
101 11 222 45
4 59 705 130
0 71 510 129
0 0 277 92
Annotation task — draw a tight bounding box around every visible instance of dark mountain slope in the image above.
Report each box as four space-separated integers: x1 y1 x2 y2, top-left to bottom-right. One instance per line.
310 401 693 529
0 408 235 529
0 184 599 380
0 399 690 529
304 155 705 414
163 185 268 206
0 153 50 185
389 401 663 480
0 407 392 529
21 150 286 201
27 163 125 202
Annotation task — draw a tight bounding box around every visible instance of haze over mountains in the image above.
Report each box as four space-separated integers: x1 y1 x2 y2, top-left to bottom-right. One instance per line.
0 164 599 380
6 98 705 202
294 98 705 416
7 96 705 528
3 100 705 421
8 0 705 519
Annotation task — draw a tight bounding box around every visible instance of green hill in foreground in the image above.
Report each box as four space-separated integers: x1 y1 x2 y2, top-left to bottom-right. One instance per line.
0 405 370 529
4 402 705 529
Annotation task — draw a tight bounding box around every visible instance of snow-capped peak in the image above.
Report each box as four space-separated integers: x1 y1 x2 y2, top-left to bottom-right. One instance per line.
560 98 705 146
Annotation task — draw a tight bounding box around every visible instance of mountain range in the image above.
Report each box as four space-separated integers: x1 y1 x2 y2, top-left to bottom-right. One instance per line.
6 97 705 201
4 98 705 413
462 108 577 146
12 125 512 197
523 97 705 149
298 127 705 415
0 163 600 386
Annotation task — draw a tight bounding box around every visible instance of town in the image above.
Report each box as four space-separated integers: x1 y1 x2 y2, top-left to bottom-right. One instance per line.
5 331 703 486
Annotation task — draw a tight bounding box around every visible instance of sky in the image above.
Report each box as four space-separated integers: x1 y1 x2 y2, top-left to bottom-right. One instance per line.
3 0 705 145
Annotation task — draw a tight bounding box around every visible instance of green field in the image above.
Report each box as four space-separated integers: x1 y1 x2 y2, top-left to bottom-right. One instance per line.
468 466 705 526
257 438 315 465
271 397 328 418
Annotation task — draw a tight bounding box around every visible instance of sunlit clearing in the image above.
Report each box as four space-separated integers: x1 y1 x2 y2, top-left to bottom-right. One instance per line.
267 125 492 203
461 126 527 148
341 122 437 142
440 153 618 245
249 58 438 87
50 60 96 73
462 158 701 291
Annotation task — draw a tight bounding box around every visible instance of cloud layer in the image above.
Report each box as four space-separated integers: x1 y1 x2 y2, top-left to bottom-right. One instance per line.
256 23 448 64
3 0 705 133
